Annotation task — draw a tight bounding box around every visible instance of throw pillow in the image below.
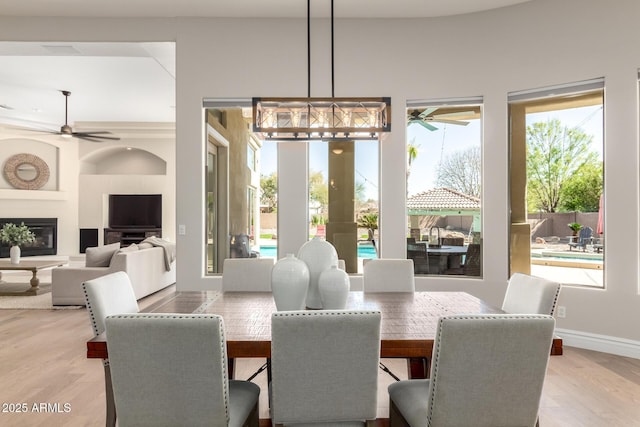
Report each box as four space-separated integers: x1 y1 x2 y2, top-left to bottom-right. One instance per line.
137 242 153 250
85 242 121 267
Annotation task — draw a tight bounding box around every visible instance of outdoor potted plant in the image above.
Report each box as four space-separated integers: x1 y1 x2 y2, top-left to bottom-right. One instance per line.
568 222 582 237
0 222 36 264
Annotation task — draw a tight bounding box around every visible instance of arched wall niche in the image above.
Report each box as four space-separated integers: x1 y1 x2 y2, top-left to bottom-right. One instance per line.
80 146 166 175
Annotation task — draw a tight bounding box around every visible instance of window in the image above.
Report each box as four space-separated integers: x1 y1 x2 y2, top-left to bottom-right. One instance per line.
308 139 379 273
509 79 604 287
406 98 483 276
204 102 277 273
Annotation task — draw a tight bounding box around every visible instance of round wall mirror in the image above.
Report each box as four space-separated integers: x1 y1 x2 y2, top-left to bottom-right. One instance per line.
3 153 50 190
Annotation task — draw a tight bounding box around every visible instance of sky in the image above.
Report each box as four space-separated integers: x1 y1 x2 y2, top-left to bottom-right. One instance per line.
259 104 603 200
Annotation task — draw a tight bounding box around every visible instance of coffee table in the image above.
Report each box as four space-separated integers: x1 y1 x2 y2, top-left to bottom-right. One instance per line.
0 260 65 296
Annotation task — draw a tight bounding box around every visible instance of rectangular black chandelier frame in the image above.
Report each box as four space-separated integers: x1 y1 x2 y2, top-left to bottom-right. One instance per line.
252 97 391 141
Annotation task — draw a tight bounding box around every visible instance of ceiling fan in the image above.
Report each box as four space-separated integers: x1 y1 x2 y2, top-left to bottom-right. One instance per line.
407 107 472 131
41 90 121 142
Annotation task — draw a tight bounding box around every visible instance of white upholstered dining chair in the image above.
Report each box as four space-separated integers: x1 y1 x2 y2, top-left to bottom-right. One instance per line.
363 258 415 381
502 272 562 316
105 313 260 427
270 310 381 426
222 257 275 382
222 258 275 291
82 271 139 427
363 259 415 292
388 314 556 427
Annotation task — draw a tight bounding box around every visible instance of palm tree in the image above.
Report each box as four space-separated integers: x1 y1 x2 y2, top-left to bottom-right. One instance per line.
357 213 378 241
407 138 420 198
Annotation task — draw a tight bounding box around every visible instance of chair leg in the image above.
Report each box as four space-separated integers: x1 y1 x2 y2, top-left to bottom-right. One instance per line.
380 361 401 381
389 399 411 427
103 364 116 427
242 400 259 427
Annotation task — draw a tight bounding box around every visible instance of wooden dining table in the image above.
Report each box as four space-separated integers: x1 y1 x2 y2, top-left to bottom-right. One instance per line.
87 290 563 379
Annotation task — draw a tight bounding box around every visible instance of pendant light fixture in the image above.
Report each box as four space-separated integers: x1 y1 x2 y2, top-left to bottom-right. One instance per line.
252 0 391 141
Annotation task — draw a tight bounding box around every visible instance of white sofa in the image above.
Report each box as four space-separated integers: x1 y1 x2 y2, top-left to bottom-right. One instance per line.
52 245 176 305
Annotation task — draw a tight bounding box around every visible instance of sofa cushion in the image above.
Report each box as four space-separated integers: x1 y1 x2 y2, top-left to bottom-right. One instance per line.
85 243 121 267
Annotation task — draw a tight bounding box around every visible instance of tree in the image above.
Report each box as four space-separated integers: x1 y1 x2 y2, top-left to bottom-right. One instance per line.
435 146 481 198
357 213 378 241
526 119 597 212
407 138 420 197
260 172 277 213
309 170 328 212
560 162 603 212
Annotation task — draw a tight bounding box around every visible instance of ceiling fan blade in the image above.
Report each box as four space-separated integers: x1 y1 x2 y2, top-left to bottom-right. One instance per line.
429 118 469 126
432 110 475 119
418 107 438 119
73 132 121 140
76 135 108 143
409 120 438 131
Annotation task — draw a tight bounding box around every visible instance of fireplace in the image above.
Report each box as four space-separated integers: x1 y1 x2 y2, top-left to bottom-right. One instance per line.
0 218 57 258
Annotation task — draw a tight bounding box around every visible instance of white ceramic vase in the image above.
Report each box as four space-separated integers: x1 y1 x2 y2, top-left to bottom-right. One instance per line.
10 245 20 264
271 253 310 311
318 265 350 309
297 237 339 309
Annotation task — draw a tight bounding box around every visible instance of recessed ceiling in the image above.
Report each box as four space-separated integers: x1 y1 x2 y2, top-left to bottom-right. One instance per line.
0 42 176 129
0 0 534 19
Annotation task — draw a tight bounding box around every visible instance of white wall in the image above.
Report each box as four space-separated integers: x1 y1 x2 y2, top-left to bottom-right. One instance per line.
1 0 639 353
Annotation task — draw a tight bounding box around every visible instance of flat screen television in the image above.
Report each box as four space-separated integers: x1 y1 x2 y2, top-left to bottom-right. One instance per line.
108 194 162 228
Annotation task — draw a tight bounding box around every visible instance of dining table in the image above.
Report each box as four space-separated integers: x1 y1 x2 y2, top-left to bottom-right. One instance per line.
87 290 563 379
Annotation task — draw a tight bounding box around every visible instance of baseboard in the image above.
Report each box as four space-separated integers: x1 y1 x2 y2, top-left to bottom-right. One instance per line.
556 328 640 359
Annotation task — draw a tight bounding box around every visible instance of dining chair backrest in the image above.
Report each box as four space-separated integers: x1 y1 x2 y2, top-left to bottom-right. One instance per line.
426 314 555 426
105 313 259 427
270 310 381 425
82 271 139 337
363 258 415 292
222 257 274 291
502 272 562 316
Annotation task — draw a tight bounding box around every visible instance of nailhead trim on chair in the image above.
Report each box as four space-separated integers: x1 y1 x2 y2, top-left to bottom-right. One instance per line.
82 282 100 336
550 285 562 316
273 310 381 317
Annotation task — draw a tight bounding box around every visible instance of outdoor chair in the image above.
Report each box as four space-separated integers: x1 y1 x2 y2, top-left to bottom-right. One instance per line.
270 310 381 426
568 226 593 251
82 271 140 427
407 243 429 274
388 314 555 427
105 313 260 427
502 272 562 316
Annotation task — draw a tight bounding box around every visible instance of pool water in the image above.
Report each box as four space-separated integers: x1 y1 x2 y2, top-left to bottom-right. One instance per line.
260 244 377 259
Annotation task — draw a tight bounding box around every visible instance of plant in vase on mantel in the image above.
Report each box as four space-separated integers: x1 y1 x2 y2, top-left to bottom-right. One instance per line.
0 222 36 264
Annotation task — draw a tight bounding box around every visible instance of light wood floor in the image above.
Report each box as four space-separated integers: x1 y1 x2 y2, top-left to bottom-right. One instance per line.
1 285 639 426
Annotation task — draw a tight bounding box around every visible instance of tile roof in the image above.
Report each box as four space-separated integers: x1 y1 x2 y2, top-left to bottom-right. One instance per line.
407 187 480 211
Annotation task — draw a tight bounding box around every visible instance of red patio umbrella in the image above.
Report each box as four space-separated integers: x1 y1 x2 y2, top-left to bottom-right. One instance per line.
597 194 604 235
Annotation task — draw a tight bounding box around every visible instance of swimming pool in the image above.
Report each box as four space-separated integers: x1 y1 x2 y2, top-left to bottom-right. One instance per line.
259 244 377 259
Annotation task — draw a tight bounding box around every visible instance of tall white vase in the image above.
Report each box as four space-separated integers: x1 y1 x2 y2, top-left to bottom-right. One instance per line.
318 265 350 309
10 245 20 264
271 253 310 311
297 237 338 309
